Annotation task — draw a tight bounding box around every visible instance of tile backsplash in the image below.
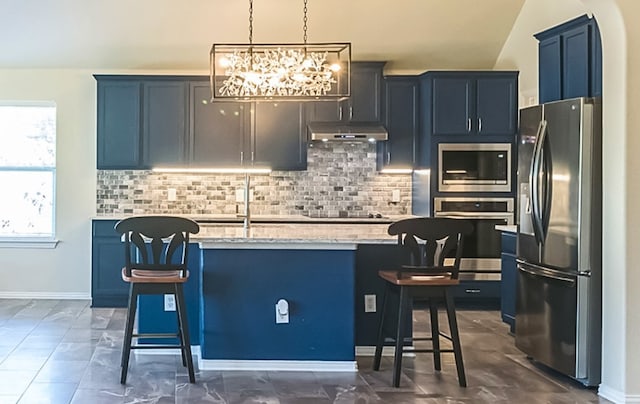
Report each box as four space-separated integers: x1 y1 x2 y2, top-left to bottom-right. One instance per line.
96 143 411 217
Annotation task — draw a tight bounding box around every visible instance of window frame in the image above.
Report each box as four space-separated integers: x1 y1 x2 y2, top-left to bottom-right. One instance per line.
0 101 58 247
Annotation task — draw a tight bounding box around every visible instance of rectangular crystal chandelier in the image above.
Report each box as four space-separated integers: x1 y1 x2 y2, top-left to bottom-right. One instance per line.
210 42 351 101
210 0 351 101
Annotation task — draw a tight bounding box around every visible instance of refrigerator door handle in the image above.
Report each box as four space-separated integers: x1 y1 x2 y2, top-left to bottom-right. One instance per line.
517 259 577 285
529 119 547 245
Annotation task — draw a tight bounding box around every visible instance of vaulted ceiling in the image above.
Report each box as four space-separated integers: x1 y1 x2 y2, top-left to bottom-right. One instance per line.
0 0 525 73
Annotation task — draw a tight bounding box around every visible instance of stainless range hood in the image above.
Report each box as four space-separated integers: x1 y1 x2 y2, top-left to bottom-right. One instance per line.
308 122 388 142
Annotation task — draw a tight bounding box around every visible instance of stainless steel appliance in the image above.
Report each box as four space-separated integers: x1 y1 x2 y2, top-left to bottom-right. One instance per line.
434 197 514 280
516 97 601 386
438 143 511 192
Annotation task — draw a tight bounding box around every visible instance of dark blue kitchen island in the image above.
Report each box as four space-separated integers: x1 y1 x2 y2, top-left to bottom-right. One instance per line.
161 222 395 371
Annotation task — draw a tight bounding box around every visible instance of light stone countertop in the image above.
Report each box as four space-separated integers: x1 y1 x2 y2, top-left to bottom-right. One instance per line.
195 222 398 250
495 224 517 233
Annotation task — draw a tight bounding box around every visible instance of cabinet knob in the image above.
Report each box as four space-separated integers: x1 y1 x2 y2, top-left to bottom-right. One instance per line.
240 151 244 164
387 152 390 164
349 106 353 120
467 118 472 132
478 117 483 133
339 106 343 121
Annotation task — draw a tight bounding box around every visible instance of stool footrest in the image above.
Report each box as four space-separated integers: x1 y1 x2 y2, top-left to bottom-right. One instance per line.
402 348 455 354
131 344 183 350
132 333 179 339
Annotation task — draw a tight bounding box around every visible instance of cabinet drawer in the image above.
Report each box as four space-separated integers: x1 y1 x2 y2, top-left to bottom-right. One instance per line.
501 232 516 254
452 281 500 299
93 220 119 237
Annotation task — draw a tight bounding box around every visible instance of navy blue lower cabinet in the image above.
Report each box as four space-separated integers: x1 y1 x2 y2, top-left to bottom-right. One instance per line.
200 248 355 361
137 244 202 345
451 281 501 305
500 231 517 333
91 220 128 307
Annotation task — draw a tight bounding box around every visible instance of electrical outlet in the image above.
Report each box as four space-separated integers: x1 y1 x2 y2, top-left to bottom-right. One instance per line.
364 294 376 313
167 188 177 201
235 188 244 202
391 189 401 203
164 294 176 311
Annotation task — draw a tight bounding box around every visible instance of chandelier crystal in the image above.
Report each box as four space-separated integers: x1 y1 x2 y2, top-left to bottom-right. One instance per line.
210 0 351 101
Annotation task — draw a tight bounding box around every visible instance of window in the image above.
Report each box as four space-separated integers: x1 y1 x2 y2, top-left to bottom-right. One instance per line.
0 102 56 240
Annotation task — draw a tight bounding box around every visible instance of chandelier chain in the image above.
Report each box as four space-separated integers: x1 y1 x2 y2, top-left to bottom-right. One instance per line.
303 0 308 44
248 0 253 44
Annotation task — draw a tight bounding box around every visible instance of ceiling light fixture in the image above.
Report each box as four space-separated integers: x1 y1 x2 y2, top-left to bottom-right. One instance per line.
210 0 351 101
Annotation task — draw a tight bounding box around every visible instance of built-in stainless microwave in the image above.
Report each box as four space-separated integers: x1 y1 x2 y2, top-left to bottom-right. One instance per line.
438 143 511 192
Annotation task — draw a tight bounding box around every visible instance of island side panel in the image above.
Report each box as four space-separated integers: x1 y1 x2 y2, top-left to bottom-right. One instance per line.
201 248 355 361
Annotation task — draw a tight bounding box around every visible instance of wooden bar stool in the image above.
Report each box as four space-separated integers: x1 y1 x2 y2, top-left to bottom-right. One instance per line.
372 217 472 387
115 216 200 384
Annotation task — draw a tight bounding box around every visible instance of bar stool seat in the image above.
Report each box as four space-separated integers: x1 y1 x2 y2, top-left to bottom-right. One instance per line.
372 217 472 388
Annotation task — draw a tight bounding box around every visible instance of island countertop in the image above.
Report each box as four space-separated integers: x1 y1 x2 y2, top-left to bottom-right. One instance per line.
195 222 397 249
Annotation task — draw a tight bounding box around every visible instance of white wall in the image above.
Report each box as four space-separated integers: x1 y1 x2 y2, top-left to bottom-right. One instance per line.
496 0 640 401
0 70 97 298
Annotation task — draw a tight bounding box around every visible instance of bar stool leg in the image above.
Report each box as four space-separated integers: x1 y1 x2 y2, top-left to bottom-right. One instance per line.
373 284 390 371
428 298 441 371
121 284 138 384
392 286 409 387
175 284 195 383
444 290 466 387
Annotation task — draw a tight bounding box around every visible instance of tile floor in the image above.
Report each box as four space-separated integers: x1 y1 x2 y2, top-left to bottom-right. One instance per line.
0 299 609 403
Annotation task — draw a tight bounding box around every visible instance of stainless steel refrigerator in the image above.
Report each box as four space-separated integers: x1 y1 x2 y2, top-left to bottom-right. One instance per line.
516 97 602 386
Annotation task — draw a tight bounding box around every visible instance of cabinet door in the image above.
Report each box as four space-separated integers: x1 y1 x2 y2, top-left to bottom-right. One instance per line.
96 80 141 169
562 24 590 99
476 76 517 136
378 78 418 169
190 83 247 166
348 64 383 122
538 36 562 103
307 101 341 122
253 102 307 170
591 21 602 98
91 220 128 307
431 77 472 135
142 81 187 168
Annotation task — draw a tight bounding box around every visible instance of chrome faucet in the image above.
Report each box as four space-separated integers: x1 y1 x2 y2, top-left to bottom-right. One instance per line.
236 173 251 231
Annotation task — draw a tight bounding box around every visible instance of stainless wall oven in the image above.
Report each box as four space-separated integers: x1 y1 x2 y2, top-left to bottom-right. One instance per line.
438 143 512 192
434 197 514 280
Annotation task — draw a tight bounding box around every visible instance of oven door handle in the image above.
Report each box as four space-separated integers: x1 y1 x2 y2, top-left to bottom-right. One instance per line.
434 212 512 220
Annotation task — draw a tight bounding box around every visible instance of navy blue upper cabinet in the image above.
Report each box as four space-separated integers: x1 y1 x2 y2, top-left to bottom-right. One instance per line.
538 36 562 103
308 62 385 124
422 71 518 138
97 76 308 170
253 102 307 171
476 76 518 136
191 82 307 170
190 82 247 167
348 62 384 122
535 14 602 103
378 76 418 170
96 79 142 169
142 81 188 167
431 76 472 135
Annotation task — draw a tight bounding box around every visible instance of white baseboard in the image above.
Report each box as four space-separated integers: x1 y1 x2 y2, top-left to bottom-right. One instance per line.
599 384 640 403
0 292 91 300
198 359 358 372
